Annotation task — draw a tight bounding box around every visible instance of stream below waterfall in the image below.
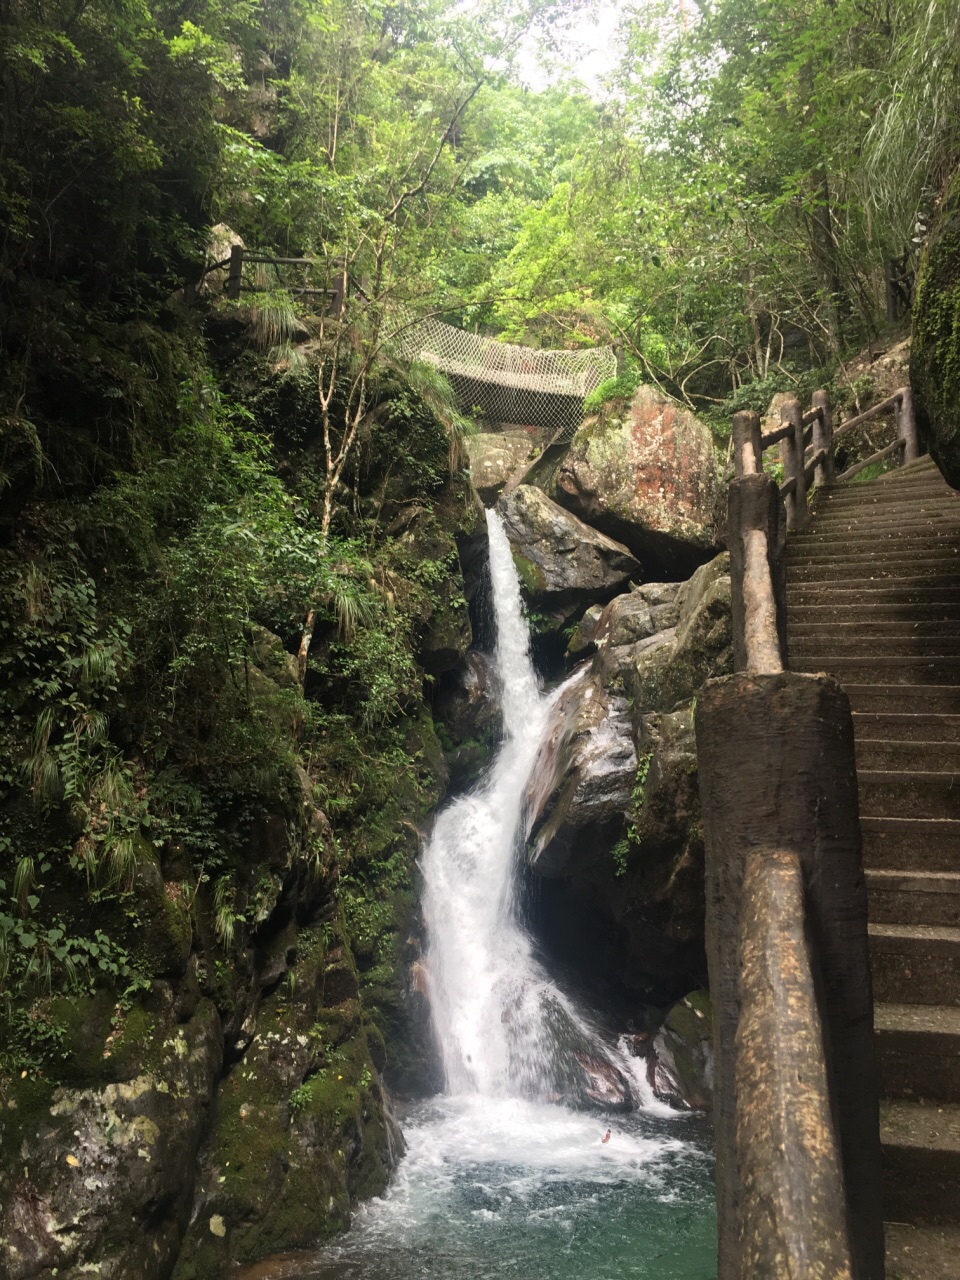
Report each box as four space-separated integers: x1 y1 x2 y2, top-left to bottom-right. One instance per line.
239 509 716 1279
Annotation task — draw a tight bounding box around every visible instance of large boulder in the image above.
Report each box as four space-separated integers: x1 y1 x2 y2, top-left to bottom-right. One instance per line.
911 170 960 488
497 485 641 626
465 430 543 503
630 990 713 1111
626 553 732 717
525 555 732 1008
524 669 637 877
553 386 720 576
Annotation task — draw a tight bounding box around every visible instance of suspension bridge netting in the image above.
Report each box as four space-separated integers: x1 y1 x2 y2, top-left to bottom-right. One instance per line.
393 315 617 430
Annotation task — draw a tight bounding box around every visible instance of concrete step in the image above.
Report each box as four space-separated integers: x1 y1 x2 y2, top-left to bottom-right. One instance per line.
789 562 960 584
869 923 960 1006
788 584 960 607
885 1222 960 1280
881 1099 960 1225
791 637 960 659
791 655 960 685
866 869 960 926
876 1004 960 1104
788 547 960 570
854 714 960 744
789 604 960 626
791 620 960 643
845 685 960 715
856 738 960 770
858 769 960 820
861 817 960 871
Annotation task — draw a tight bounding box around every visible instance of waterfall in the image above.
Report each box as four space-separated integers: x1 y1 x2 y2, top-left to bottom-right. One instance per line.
422 508 633 1107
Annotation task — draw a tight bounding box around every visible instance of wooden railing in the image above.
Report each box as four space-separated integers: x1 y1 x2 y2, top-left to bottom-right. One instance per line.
693 386 898 1278
185 244 344 313
737 384 919 535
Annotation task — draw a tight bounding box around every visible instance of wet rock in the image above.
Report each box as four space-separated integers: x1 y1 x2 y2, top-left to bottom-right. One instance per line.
646 990 713 1111
524 670 636 877
465 430 544 502
0 1002 222 1280
171 921 398 1279
625 553 732 717
497 485 641 627
433 651 503 788
911 170 960 487
572 1052 632 1112
553 386 720 576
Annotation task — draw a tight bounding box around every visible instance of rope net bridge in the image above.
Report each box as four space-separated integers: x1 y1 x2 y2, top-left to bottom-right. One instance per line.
394 316 617 434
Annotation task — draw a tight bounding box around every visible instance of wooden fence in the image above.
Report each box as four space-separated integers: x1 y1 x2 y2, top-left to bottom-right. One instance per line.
186 245 344 314
695 386 898 1278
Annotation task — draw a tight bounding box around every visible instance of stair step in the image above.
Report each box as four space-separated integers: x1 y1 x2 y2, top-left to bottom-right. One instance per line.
869 923 960 1006
789 551 960 574
885 1222 960 1280
791 655 960 685
788 540 960 565
789 585 960 606
792 638 960 659
789 563 960 584
858 769 960 820
881 1099 960 1225
792 620 960 642
866 869 960 926
845 686 960 715
853 714 960 744
857 739 960 770
813 486 958 506
876 1004 960 1104
861 817 960 871
789 604 960 626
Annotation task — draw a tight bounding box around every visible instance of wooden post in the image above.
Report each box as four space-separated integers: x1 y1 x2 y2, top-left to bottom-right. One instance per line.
811 388 836 487
779 397 808 530
226 245 244 301
727 474 787 675
696 671 883 1280
737 848 855 1279
896 385 920 464
732 410 762 477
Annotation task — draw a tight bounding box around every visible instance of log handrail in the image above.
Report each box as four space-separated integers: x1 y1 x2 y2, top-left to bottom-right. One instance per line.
698 382 894 1278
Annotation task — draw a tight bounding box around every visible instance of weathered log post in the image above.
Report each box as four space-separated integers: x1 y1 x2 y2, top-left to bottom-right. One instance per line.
696 671 883 1280
896 385 920 464
226 244 244 301
737 848 855 1278
732 408 762 478
779 396 809 529
727 417 787 676
811 388 836 487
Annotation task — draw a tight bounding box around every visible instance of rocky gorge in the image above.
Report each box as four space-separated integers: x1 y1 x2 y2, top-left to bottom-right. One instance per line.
0 364 724 1278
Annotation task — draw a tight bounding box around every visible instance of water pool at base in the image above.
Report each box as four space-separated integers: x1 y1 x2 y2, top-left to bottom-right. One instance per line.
236 1094 716 1280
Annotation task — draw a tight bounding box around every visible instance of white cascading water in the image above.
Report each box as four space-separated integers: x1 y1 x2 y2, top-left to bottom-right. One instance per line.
422 508 635 1103
246 511 716 1280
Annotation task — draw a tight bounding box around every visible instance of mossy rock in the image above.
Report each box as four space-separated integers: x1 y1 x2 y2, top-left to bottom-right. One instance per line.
911 169 960 487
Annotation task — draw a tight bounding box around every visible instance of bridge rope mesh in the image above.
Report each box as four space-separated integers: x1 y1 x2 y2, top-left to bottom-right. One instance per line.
391 314 616 429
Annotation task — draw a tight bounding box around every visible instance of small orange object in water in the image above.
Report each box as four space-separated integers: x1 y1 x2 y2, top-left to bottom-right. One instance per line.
601 1129 611 1144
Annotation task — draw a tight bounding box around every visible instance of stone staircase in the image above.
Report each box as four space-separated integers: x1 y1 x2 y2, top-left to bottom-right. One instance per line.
786 454 960 1278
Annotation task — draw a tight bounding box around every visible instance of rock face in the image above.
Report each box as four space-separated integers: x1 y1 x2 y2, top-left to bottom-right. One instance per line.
527 554 732 1008
553 385 720 576
497 485 641 626
524 668 637 877
633 990 713 1111
911 171 960 488
465 429 543 502
1 1002 222 1280
433 651 503 788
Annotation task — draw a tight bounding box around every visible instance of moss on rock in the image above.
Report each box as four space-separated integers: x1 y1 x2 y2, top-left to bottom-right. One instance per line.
911 169 960 487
